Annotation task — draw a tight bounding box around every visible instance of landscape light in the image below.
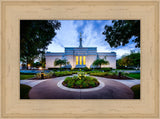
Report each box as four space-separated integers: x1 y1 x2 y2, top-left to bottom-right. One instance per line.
39 67 42 70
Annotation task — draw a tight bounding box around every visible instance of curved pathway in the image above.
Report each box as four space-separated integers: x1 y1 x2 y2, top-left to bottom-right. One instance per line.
29 76 134 99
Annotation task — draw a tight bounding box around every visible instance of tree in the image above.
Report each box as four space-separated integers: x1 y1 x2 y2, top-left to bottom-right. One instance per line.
54 59 68 68
117 52 140 69
33 62 42 68
20 20 61 69
92 59 109 68
102 20 140 48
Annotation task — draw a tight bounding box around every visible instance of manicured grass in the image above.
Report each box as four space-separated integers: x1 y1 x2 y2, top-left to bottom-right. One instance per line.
126 73 140 79
20 84 32 99
131 84 140 99
20 74 34 80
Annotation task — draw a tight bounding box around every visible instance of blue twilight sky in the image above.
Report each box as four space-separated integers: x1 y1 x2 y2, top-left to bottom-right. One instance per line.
47 20 140 59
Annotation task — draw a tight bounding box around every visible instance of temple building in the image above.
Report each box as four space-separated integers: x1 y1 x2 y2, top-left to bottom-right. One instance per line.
45 34 116 69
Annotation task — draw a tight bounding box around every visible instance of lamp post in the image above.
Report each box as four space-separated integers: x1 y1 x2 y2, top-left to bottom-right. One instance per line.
28 64 30 70
39 67 44 79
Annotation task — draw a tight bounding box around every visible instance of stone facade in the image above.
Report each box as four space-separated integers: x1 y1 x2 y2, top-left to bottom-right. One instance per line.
45 36 116 69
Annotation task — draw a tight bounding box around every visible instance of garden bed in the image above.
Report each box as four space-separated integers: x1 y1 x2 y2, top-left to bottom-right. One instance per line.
62 73 100 89
103 75 133 80
22 71 74 80
90 72 133 80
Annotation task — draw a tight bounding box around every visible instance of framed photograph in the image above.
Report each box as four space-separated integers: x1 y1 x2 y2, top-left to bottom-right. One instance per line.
0 0 159 118
20 19 140 100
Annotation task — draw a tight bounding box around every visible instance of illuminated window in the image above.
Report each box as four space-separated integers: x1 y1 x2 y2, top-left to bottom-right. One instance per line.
83 56 86 65
76 56 78 65
80 56 82 65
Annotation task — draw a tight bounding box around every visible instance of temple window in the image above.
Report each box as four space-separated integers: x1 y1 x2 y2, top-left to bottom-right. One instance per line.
76 56 78 65
80 56 82 65
83 56 86 65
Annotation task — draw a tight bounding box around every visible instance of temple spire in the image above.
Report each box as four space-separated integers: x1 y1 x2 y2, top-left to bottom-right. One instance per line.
79 32 82 48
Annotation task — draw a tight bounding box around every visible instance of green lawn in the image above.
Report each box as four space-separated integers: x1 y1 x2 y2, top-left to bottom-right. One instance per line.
20 74 34 80
126 73 140 79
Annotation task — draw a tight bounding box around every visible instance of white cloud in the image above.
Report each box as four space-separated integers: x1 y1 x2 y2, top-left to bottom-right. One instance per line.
47 20 79 52
82 21 110 49
47 20 140 59
47 41 64 52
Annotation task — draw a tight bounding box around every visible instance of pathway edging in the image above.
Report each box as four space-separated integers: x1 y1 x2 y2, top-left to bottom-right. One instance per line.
57 79 105 92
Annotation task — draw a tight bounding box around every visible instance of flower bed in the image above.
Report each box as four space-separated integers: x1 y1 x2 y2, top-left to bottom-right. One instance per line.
62 72 99 89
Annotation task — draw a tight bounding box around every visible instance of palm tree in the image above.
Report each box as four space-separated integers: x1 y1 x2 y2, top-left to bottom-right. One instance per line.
92 59 109 68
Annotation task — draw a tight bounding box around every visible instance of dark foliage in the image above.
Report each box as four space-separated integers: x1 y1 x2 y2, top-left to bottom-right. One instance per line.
20 84 32 99
103 20 140 48
117 52 140 68
20 20 61 69
131 84 140 99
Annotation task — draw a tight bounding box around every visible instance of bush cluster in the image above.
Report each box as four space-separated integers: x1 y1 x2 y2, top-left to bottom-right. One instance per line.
90 71 117 76
94 68 112 72
89 70 128 77
54 71 72 77
48 67 112 72
48 68 71 71
20 84 32 99
62 76 99 88
35 71 74 79
71 71 79 74
131 84 140 99
35 71 54 79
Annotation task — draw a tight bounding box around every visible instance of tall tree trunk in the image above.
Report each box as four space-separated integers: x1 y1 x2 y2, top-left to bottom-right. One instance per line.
41 49 46 68
26 57 28 70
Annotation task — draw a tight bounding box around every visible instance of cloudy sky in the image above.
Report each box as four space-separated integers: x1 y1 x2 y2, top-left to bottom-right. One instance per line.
47 20 140 59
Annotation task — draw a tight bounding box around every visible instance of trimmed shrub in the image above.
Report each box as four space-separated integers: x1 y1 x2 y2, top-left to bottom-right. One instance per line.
20 84 32 99
82 67 91 71
35 73 42 79
54 71 72 77
72 71 79 74
90 72 108 77
45 71 54 78
72 67 91 71
35 71 55 79
101 68 112 72
131 84 140 99
20 73 36 75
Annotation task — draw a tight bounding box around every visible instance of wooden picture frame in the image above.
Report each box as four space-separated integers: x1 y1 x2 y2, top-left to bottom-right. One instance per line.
0 0 159 118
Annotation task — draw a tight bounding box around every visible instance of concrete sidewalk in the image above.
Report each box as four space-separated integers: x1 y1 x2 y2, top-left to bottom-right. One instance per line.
20 79 48 87
20 75 140 88
29 76 135 99
114 79 140 88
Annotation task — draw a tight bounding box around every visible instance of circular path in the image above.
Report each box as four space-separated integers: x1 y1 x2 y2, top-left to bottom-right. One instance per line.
29 76 134 99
